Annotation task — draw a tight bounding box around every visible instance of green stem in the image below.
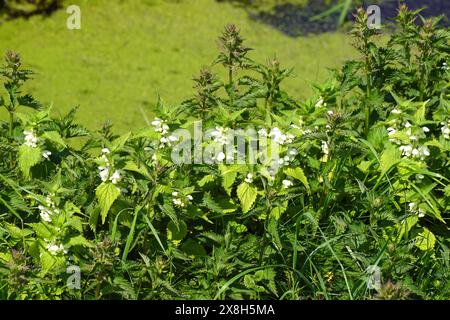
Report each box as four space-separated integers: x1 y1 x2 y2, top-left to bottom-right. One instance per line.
8 110 14 168
258 178 272 264
365 48 372 137
8 110 13 138
228 66 234 107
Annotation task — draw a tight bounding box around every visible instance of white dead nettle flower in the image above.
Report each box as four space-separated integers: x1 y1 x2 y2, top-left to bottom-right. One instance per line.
213 151 226 162
38 194 60 223
422 127 430 133
315 96 326 108
321 141 329 156
46 242 67 256
110 170 121 185
172 191 193 207
42 150 52 160
441 121 450 139
245 173 254 183
23 130 38 148
282 179 293 189
152 118 169 135
387 127 396 136
38 205 52 222
399 145 413 157
387 126 401 145
98 166 110 182
211 127 230 145
408 202 425 218
442 62 449 71
258 128 268 137
290 117 305 131
97 149 123 184
416 174 425 181
269 127 294 145
152 117 177 148
399 144 429 160
391 108 402 115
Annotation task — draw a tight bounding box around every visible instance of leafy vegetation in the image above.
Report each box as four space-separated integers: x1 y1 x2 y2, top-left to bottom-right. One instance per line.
0 5 449 300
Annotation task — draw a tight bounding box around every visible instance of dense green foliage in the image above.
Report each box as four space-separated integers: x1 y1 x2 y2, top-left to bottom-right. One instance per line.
0 6 449 300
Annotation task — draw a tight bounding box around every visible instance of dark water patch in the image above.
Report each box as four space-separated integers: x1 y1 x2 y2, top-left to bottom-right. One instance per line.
253 0 449 37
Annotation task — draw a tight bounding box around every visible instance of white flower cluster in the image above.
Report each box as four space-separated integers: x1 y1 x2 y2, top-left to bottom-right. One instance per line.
23 130 38 148
45 241 67 256
42 150 52 160
268 127 294 145
152 118 178 148
211 127 230 146
441 120 450 139
244 173 254 183
98 148 121 184
321 141 329 156
399 145 430 160
387 120 430 161
212 150 233 163
277 148 298 167
442 62 449 71
315 96 327 108
282 179 293 189
408 202 425 218
38 193 60 223
172 191 193 208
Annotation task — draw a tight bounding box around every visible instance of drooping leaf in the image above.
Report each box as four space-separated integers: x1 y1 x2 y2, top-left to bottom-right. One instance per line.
237 182 257 213
18 144 41 177
42 131 66 148
284 167 310 194
96 182 121 224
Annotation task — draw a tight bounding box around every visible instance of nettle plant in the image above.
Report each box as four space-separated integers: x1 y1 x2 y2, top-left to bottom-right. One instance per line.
0 6 449 300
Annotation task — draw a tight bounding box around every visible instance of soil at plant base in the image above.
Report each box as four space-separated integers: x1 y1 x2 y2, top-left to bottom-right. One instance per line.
254 0 450 37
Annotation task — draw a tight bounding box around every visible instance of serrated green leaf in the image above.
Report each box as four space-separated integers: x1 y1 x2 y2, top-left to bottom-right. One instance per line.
66 235 94 248
96 182 121 224
110 131 131 152
415 228 436 251
270 201 288 219
221 167 237 196
237 182 257 213
18 145 41 177
198 174 215 187
378 143 401 179
42 131 66 148
284 167 310 193
123 160 150 178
